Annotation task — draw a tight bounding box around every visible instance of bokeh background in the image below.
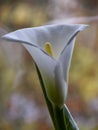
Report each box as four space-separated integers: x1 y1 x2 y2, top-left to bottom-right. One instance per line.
0 0 98 130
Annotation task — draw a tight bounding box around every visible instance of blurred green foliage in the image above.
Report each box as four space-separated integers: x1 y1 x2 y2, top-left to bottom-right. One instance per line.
0 1 50 29
70 44 98 101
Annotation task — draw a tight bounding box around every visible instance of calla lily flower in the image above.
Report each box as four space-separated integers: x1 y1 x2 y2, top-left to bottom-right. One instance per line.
2 24 87 108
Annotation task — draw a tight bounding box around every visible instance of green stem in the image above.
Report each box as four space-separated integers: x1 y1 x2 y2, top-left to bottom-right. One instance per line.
53 105 67 130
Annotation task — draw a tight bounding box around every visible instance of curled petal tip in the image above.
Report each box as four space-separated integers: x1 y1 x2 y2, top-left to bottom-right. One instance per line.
79 24 89 31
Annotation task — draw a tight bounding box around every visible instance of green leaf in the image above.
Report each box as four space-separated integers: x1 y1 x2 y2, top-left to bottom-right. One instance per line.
63 104 79 130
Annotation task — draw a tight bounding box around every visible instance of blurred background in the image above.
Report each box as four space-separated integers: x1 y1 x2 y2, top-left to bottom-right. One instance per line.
0 0 98 130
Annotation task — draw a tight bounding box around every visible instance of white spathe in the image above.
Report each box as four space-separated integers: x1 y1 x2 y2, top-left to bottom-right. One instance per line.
2 24 88 107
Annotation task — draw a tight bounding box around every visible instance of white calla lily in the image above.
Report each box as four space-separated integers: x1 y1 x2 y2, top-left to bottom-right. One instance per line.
2 24 88 108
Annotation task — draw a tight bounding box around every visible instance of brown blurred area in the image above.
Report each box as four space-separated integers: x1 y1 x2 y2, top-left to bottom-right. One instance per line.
0 0 98 130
